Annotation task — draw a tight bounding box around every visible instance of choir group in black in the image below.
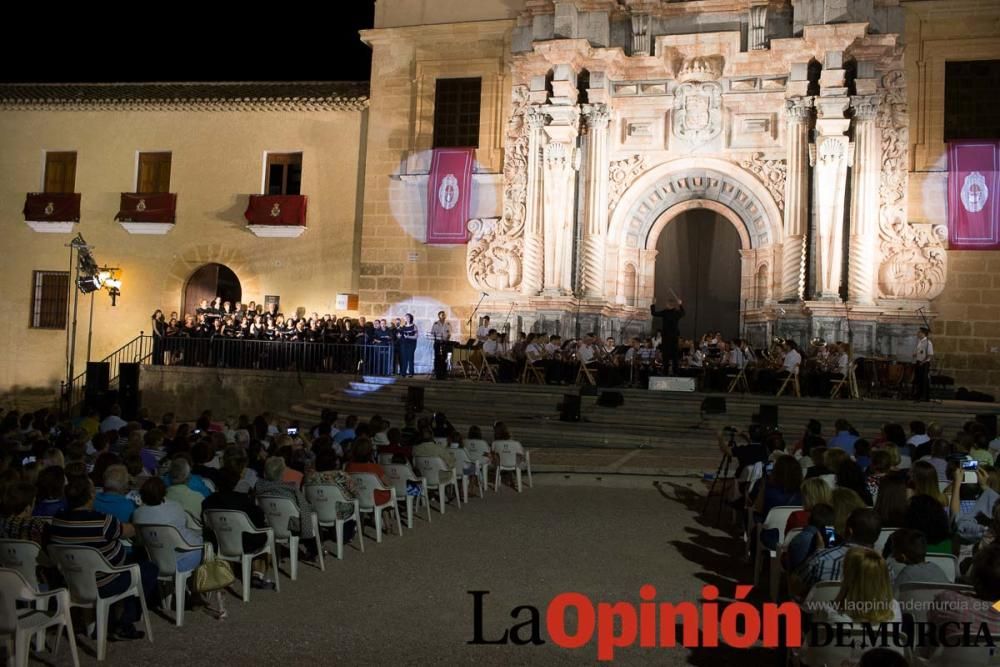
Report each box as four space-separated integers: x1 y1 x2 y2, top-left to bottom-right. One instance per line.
150 297 418 376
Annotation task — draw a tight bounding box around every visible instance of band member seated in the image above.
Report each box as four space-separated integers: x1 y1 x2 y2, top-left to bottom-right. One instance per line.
572 333 599 384
483 329 516 382
912 326 933 401
543 335 568 384
476 316 491 344
650 297 684 376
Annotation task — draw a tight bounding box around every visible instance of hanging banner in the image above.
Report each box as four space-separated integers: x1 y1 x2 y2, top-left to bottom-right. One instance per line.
948 141 1000 250
426 147 474 245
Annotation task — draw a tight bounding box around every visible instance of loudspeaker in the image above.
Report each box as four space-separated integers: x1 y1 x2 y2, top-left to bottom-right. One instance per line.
757 404 779 429
975 413 998 439
597 391 624 408
559 394 581 422
118 363 141 420
406 386 425 412
84 362 110 408
580 385 598 397
700 396 727 416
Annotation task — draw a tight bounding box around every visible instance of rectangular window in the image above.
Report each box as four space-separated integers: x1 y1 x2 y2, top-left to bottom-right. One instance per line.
265 153 303 195
43 151 77 193
136 152 172 193
945 60 1000 141
432 77 482 148
31 271 69 329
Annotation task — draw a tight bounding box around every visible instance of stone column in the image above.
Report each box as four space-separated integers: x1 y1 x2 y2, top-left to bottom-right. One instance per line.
520 107 546 297
779 96 813 302
581 103 610 299
848 95 880 305
541 105 580 295
811 95 852 300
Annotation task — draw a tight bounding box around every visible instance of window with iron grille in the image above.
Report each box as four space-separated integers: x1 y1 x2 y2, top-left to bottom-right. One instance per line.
31 271 69 329
432 77 481 148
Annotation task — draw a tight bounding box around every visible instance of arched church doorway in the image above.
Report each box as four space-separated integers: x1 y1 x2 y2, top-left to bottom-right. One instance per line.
183 263 242 315
652 209 741 340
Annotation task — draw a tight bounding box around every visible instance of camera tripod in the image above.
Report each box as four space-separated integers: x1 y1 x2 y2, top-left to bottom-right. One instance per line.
702 438 736 528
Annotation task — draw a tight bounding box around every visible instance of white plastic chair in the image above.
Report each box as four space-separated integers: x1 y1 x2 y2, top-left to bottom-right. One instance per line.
897 581 974 624
925 553 958 583
257 495 324 580
136 524 203 627
777 527 804 573
349 472 402 543
819 473 837 490
0 539 47 650
492 440 532 492
874 527 896 555
304 483 365 560
451 448 487 501
47 545 153 661
464 439 492 480
383 463 431 528
752 505 803 600
0 568 79 667
202 509 280 602
414 456 461 513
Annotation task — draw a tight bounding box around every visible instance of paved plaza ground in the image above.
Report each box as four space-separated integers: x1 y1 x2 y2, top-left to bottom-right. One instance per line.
35 477 780 666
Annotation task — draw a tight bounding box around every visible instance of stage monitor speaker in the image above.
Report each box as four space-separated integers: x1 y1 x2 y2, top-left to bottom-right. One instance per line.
756 404 779 429
559 394 582 422
84 362 110 408
975 413 998 439
406 386 425 413
118 363 141 420
597 391 624 408
700 396 726 416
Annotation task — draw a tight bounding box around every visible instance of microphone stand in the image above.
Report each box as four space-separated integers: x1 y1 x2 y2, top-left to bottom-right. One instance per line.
500 300 515 338
468 292 488 342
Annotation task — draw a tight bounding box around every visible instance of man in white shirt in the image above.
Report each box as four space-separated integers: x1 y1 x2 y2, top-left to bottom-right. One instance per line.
912 326 933 401
482 329 515 381
476 316 491 344
431 311 452 380
782 341 802 375
725 340 747 369
99 404 128 434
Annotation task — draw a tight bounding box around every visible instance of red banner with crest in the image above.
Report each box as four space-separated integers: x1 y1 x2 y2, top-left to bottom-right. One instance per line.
426 148 474 244
948 141 1000 250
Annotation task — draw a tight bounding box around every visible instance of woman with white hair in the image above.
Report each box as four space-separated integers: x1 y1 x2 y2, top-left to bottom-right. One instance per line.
256 456 320 562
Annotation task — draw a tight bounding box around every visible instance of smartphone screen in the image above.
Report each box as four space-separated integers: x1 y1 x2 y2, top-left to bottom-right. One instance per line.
824 526 837 546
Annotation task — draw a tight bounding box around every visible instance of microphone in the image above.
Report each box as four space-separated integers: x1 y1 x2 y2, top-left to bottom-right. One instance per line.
481 292 489 297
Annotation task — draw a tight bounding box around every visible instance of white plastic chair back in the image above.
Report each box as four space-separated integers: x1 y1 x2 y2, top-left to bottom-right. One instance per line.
46 546 109 604
138 524 195 574
377 453 394 465
0 568 32 634
452 448 473 471
304 484 348 524
925 553 958 582
433 437 447 446
0 539 42 590
492 440 524 468
414 457 450 485
465 439 491 462
202 478 216 493
802 579 842 606
257 495 299 540
383 463 416 496
897 582 974 624
762 506 802 543
819 474 837 490
351 473 384 509
744 462 764 489
203 510 257 559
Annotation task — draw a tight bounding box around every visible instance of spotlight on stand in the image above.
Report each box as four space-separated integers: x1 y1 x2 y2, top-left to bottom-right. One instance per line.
76 275 101 293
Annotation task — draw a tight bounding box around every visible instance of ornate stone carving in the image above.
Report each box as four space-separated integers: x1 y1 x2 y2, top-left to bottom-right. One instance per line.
672 82 722 145
467 84 530 293
608 154 645 214
467 217 522 291
677 56 724 83
739 152 786 212
875 69 947 300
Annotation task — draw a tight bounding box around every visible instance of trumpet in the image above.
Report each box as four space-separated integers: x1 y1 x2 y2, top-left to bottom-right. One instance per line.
810 337 826 347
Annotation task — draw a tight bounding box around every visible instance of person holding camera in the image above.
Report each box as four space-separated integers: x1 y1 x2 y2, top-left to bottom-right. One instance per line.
717 426 769 480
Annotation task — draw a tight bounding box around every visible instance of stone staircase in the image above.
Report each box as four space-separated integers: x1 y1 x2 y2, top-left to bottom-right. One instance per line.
284 377 999 477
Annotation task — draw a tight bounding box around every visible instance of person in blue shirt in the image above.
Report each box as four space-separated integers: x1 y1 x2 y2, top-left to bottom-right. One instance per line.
827 418 859 456
93 464 137 524
333 415 358 446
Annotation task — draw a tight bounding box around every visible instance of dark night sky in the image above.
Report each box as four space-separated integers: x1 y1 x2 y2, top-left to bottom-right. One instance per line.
0 3 376 83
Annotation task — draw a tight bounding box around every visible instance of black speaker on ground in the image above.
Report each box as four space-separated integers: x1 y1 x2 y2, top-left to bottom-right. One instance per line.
597 391 624 408
580 385 598 397
559 394 582 422
757 404 779 429
975 413 998 439
700 396 726 416
84 362 110 409
118 363 141 420
406 386 425 412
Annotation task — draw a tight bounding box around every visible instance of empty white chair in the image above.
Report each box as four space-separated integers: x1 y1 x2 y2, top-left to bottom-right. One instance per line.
925 553 958 583
451 448 487 501
0 568 79 667
136 524 203 627
383 463 431 529
413 456 461 514
491 440 532 493
256 495 324 580
350 472 402 542
304 483 365 560
47 545 153 662
202 510 280 602
752 505 803 601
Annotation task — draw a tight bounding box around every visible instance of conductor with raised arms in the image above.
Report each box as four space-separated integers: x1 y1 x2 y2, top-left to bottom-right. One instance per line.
651 291 685 376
